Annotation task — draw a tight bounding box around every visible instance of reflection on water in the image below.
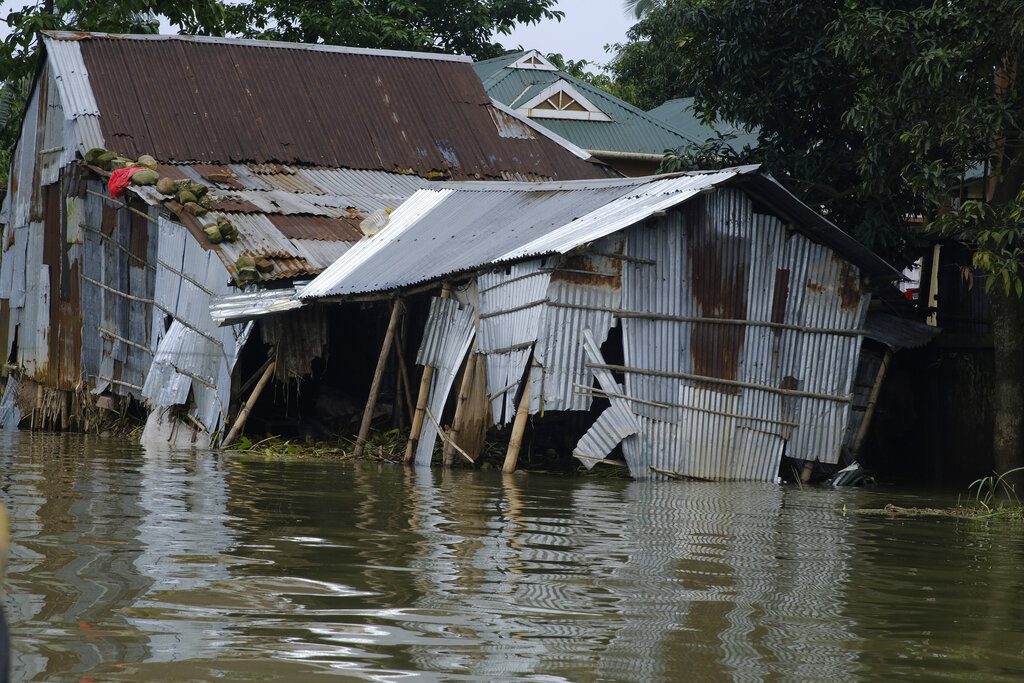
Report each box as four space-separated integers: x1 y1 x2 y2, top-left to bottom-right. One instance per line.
2 431 1024 681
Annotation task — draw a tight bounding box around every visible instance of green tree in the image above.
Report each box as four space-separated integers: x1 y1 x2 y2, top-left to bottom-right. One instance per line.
0 0 225 191
223 0 563 61
544 52 639 106
615 0 915 259
831 1 1024 473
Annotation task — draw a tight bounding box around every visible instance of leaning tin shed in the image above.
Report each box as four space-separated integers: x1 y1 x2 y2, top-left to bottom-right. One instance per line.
295 167 900 481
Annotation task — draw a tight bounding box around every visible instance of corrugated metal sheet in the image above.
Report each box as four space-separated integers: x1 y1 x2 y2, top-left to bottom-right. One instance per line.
608 189 868 480
531 234 622 414
128 165 427 282
414 296 476 465
48 32 609 181
301 168 897 301
477 259 551 423
573 330 639 469
144 216 249 432
647 97 759 153
209 282 308 327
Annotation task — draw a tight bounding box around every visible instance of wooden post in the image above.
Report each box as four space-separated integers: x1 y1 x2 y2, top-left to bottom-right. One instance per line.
354 298 403 458
444 347 477 467
851 349 894 458
394 327 415 425
222 358 277 447
405 282 452 464
502 366 533 474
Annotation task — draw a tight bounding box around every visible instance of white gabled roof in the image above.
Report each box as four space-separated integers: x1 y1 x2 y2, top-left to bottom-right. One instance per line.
518 80 612 122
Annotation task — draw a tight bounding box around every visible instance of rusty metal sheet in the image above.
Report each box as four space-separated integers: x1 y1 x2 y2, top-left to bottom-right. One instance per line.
268 215 362 242
67 32 611 180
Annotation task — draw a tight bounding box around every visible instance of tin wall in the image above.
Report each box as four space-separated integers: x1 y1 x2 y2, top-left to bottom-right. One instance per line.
602 189 868 480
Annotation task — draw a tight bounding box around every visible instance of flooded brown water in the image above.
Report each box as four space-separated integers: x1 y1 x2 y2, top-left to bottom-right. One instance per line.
2 432 1024 681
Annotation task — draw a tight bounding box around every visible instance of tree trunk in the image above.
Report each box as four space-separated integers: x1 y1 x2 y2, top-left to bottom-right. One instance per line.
987 58 1024 479
990 287 1024 475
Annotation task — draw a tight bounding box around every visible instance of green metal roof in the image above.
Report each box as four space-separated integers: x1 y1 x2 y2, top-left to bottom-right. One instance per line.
474 52 699 156
647 97 760 152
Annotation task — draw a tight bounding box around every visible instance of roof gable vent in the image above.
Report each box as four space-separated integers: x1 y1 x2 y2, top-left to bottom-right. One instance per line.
518 80 612 122
509 50 557 71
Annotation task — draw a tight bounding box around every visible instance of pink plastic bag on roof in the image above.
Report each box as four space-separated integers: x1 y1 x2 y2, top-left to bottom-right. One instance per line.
108 167 144 199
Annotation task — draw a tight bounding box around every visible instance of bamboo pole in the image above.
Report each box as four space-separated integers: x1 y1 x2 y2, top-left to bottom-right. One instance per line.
851 349 894 458
444 347 477 467
404 282 452 464
394 326 415 424
354 298 403 458
222 359 276 447
502 368 532 474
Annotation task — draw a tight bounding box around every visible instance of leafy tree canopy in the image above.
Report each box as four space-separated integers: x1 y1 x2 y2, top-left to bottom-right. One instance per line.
614 0 917 261
223 0 562 61
544 52 638 105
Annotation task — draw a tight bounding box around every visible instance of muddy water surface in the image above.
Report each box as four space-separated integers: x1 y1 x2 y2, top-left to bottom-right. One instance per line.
2 431 1024 681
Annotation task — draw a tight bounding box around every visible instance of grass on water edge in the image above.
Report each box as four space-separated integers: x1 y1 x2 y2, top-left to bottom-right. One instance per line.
853 467 1024 521
223 428 633 478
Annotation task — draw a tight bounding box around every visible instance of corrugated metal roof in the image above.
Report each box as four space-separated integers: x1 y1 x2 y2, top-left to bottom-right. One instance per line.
475 52 699 155
647 98 760 152
43 32 612 181
301 167 899 300
127 164 427 281
210 283 308 327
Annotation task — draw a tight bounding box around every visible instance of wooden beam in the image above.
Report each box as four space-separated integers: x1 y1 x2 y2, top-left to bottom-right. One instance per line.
222 358 276 447
444 347 477 467
851 349 893 458
502 366 533 474
354 298 403 458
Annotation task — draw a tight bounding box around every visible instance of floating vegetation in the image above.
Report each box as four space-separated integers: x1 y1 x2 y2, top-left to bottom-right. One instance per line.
853 467 1024 521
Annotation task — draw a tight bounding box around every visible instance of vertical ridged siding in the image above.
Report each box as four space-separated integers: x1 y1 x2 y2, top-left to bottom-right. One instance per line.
477 260 550 423
143 217 249 433
531 234 622 414
608 189 867 481
415 296 476 465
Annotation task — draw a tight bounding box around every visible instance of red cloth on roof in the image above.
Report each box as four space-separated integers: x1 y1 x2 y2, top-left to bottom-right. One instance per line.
108 167 145 199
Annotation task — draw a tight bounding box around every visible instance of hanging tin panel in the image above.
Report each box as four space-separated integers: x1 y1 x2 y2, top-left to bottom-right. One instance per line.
531 234 623 414
414 296 476 466
477 259 551 424
573 330 639 469
621 210 690 423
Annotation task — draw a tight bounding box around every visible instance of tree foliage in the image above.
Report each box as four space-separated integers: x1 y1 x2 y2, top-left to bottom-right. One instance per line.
544 52 638 106
615 0 916 260
832 0 1024 296
223 0 563 61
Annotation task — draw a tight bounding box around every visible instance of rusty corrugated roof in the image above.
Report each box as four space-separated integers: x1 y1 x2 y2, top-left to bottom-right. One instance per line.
126 163 430 281
48 31 612 181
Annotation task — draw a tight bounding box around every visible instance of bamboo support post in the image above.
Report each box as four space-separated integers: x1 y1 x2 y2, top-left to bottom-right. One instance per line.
405 282 452 464
222 358 276 447
354 298 403 458
444 347 477 467
394 327 415 425
851 349 893 458
502 368 533 474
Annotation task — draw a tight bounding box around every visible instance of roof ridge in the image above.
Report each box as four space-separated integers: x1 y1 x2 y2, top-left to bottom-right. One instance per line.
41 31 473 63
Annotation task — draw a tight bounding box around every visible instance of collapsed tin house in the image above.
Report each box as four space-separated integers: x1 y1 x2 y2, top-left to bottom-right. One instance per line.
287 167 902 481
0 31 612 443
